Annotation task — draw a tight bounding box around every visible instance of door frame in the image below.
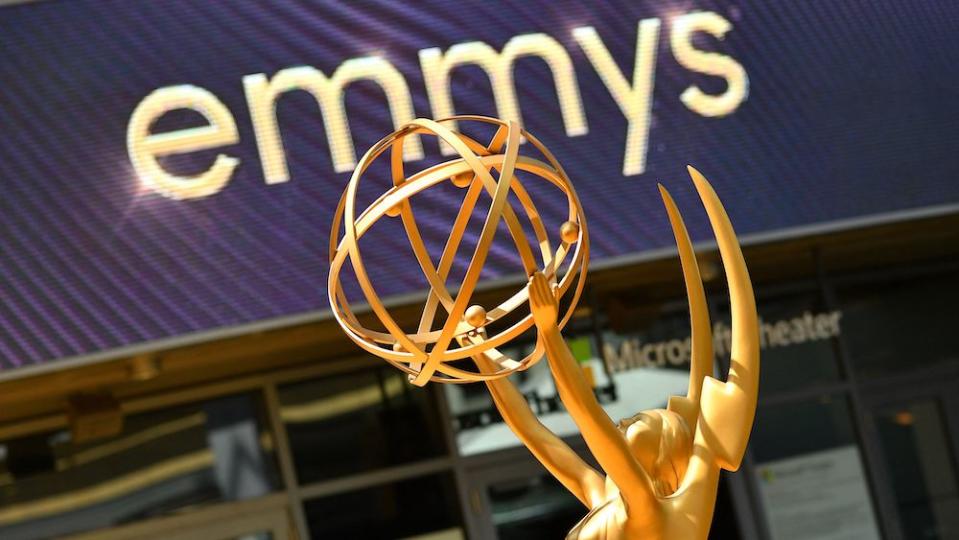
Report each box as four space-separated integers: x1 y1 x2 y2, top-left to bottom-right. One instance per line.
859 368 959 540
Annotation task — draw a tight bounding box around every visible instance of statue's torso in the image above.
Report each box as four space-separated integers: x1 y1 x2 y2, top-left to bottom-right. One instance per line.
566 458 721 540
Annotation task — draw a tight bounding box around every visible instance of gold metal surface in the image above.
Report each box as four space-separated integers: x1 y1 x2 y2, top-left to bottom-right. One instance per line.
329 117 759 539
329 115 588 386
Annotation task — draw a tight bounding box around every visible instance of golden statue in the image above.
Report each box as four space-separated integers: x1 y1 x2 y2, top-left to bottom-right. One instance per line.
329 116 759 539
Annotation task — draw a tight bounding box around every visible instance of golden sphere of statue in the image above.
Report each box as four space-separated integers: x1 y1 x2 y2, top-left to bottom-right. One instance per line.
451 172 473 188
328 116 589 386
465 305 488 328
560 221 580 244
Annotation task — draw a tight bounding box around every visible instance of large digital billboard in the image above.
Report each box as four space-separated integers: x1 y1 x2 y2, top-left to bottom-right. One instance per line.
2 1 958 373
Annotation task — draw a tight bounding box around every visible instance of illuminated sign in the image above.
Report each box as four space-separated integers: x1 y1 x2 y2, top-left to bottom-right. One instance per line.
127 12 748 200
1 1 958 371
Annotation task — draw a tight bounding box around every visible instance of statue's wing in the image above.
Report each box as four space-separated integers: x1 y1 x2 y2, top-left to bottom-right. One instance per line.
685 166 760 472
658 184 714 432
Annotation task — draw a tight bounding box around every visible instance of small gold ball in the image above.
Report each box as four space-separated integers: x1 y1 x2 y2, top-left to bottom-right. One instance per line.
451 172 473 188
392 342 404 353
385 203 402 217
465 305 487 328
560 221 580 243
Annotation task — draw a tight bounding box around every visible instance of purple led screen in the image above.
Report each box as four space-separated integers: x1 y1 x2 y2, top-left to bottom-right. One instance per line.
1 0 958 372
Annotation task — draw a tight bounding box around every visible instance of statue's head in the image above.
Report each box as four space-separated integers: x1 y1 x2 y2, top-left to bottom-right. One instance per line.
619 409 693 496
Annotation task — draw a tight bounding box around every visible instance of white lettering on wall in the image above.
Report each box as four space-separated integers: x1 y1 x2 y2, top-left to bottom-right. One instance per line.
603 311 843 373
129 11 749 199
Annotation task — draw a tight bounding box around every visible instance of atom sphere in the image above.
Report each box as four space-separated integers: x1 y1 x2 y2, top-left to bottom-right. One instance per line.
328 116 589 386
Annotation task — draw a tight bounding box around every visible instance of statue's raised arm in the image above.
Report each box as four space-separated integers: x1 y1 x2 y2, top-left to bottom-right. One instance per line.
528 166 759 539
327 116 758 540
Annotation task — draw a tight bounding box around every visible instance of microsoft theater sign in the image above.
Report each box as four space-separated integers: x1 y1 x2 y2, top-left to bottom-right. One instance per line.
127 11 748 200
603 310 844 373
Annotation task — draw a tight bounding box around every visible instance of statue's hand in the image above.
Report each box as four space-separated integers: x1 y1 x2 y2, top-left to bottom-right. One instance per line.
529 271 559 331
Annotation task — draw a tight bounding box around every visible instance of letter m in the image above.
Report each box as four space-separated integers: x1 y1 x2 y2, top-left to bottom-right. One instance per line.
420 34 587 154
244 57 423 182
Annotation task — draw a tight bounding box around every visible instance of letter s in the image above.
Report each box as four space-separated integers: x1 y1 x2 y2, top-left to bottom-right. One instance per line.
671 12 749 117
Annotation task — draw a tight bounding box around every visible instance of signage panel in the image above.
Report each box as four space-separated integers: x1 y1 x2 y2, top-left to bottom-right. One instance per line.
2 1 958 370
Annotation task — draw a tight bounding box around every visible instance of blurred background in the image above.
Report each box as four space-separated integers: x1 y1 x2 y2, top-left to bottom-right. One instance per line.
1 1 958 539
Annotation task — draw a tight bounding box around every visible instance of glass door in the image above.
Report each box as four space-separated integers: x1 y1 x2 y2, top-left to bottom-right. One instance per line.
863 379 959 539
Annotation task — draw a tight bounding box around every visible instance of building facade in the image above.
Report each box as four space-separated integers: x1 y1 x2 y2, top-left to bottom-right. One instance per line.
1 1 958 539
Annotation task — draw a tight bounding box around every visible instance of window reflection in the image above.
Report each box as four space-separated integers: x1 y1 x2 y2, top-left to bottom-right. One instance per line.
444 333 626 456
0 393 279 540
752 395 856 463
488 473 582 540
303 472 461 539
751 396 881 539
278 368 447 484
837 271 959 377
600 307 693 385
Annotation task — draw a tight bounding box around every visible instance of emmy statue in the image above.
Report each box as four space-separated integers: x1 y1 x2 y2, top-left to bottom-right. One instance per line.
329 116 759 539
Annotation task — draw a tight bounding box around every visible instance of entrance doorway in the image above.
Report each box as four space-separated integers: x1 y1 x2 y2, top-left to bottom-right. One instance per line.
863 375 959 539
